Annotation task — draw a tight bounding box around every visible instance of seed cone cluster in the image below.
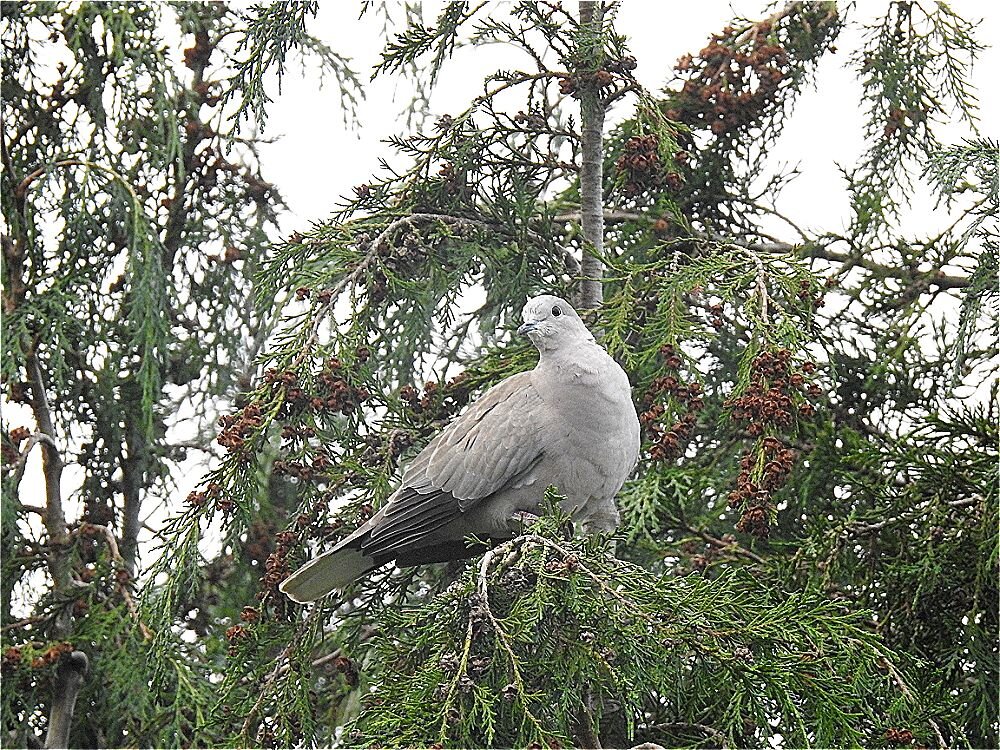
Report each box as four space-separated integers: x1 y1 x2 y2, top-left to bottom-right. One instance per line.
2 642 73 674
665 23 791 136
615 133 683 197
724 349 819 538
399 372 472 424
640 345 705 462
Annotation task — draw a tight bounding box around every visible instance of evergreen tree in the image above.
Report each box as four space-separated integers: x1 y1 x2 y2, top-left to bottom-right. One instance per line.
1 2 357 746
2 2 995 749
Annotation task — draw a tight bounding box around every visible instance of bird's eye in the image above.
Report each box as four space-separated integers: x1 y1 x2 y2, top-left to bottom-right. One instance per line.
551 306 562 316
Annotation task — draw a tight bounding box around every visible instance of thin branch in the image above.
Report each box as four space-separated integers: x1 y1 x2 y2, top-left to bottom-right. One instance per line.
844 494 980 535
736 245 771 325
470 543 550 740
553 209 646 224
602 81 640 107
803 244 970 289
15 159 142 205
26 350 69 597
240 606 325 742
78 524 153 641
682 524 766 565
877 651 948 748
7 431 58 493
0 615 47 633
120 394 152 577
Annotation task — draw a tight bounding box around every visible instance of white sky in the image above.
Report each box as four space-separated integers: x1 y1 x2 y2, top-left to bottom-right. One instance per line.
257 1 999 241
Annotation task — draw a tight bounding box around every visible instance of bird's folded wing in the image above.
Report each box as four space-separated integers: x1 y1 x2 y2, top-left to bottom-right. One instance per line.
364 371 545 554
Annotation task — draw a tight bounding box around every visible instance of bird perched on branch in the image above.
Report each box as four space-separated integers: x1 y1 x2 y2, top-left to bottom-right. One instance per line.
280 294 640 603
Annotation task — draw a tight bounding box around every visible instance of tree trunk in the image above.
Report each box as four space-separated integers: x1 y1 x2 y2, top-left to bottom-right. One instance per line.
121 381 149 576
577 0 606 310
44 651 89 749
27 351 89 749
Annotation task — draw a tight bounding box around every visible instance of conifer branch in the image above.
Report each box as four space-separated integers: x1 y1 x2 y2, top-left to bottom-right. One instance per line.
298 211 578 361
875 648 948 748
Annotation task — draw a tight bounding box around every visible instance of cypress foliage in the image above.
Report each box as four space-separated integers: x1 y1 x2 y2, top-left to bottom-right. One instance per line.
1 2 355 746
2 3 995 749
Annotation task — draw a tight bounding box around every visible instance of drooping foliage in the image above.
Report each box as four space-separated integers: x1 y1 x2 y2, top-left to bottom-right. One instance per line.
1 2 357 746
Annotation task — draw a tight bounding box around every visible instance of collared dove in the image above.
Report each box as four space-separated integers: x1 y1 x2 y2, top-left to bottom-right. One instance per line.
279 294 640 603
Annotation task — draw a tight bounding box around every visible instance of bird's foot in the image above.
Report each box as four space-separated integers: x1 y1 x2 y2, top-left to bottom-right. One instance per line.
507 510 541 533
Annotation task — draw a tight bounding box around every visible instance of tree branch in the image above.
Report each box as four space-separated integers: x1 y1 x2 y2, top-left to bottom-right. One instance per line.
77 523 153 641
681 524 766 565
26 350 69 595
577 1 607 310
802 244 970 289
120 396 148 576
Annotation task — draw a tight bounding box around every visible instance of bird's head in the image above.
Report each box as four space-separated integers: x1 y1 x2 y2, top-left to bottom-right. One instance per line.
518 294 594 351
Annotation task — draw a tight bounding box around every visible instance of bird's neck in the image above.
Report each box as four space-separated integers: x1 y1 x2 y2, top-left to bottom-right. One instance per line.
536 337 605 371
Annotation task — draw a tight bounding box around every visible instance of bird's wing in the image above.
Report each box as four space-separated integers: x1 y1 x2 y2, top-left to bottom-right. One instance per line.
363 371 545 555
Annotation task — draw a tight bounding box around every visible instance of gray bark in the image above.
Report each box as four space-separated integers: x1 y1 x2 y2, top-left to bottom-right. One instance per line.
44 651 89 749
577 1 606 310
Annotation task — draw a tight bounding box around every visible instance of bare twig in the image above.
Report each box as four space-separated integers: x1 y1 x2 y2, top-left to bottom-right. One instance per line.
553 209 647 224
7 431 58 494
603 81 641 107
470 543 552 740
803 244 969 290
682 524 766 565
78 524 153 641
0 615 46 633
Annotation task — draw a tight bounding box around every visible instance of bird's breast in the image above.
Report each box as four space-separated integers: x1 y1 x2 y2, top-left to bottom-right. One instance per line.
531 356 641 476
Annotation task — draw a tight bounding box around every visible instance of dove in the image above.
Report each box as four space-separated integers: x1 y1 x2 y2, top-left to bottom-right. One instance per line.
279 294 640 602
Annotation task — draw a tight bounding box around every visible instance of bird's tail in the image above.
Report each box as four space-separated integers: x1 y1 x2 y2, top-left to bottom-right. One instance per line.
278 541 380 603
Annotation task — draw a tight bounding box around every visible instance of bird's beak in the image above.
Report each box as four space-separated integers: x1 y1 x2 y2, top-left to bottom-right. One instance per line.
517 321 539 336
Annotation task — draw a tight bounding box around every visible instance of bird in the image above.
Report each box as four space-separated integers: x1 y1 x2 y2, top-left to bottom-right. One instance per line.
279 294 640 603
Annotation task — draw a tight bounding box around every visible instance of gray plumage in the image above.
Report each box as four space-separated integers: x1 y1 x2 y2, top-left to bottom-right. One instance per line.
279 294 640 603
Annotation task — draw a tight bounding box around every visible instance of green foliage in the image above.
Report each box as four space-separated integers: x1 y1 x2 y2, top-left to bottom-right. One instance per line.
782 406 998 746
352 505 925 748
924 138 999 381
850 1 984 236
224 1 362 130
373 1 483 81
3 3 995 749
